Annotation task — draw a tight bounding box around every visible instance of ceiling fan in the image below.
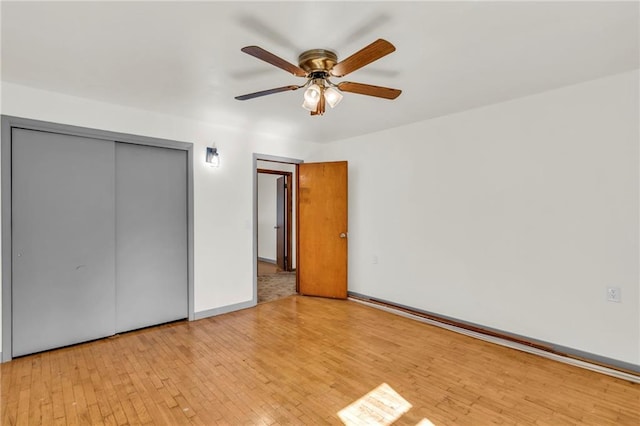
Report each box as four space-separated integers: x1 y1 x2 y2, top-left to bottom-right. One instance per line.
234 39 402 116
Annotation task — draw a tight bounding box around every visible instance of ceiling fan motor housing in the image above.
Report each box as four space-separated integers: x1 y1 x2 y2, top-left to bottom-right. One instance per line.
298 49 338 74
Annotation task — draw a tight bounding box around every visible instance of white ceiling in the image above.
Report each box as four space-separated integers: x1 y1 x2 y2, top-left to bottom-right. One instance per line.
1 1 638 143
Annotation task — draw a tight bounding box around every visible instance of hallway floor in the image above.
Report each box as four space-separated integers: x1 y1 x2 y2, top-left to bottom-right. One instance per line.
257 260 296 303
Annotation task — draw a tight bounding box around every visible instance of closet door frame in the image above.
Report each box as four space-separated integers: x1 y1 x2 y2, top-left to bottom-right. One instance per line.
1 115 195 362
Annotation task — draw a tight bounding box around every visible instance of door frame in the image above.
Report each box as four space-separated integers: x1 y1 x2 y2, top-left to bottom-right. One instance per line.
1 115 195 362
252 154 302 304
257 169 293 271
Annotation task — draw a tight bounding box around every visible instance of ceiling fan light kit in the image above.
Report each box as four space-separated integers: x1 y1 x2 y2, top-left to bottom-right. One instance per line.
324 87 343 108
235 39 402 116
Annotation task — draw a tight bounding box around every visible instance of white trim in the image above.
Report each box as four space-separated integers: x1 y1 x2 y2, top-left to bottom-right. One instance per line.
194 300 255 320
349 297 640 384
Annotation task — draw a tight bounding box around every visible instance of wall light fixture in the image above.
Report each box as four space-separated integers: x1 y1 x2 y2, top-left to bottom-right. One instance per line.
206 147 220 168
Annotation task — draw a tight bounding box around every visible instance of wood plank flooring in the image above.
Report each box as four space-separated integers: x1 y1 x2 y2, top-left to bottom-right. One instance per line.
2 296 638 425
257 261 280 276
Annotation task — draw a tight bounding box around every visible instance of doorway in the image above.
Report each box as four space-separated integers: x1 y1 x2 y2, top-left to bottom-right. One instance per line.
254 155 301 303
258 169 292 272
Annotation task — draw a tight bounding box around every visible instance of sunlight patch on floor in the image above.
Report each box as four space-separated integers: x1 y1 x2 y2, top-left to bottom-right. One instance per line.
338 383 413 425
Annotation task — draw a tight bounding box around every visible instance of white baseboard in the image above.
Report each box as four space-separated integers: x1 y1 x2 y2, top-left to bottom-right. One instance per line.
194 300 256 320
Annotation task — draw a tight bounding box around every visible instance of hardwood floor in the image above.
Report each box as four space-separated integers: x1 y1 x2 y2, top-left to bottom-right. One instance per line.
257 260 280 276
2 296 638 425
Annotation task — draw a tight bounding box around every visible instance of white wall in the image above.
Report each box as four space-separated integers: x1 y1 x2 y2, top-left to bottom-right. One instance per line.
311 70 640 366
257 173 278 262
0 82 321 354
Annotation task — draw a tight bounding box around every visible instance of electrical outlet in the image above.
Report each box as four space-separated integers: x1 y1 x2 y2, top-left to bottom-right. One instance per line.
607 286 621 303
372 255 379 265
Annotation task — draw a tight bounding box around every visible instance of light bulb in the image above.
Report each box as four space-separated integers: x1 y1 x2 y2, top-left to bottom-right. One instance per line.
206 147 220 168
302 99 318 111
324 87 343 108
302 83 321 111
304 84 321 103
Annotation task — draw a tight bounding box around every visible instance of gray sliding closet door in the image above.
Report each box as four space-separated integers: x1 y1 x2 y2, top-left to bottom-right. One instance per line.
12 129 116 357
115 143 188 332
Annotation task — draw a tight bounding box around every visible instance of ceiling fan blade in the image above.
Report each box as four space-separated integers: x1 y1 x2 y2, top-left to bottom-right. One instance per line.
241 46 307 77
235 85 300 101
337 82 401 100
330 39 396 77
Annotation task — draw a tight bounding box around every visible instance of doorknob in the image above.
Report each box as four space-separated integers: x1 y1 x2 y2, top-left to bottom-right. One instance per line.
339 232 347 238
274 226 280 229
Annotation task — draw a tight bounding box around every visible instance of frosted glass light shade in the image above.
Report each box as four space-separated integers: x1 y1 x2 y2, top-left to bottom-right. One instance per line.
302 84 321 111
206 147 220 167
324 87 343 108
304 84 321 103
302 98 318 111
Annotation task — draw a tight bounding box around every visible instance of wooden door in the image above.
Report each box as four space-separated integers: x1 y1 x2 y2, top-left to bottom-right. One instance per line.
276 176 286 270
297 161 348 298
